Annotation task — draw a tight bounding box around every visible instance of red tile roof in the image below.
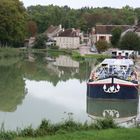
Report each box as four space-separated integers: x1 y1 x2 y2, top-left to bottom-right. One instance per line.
96 25 131 34
45 25 60 34
58 29 79 37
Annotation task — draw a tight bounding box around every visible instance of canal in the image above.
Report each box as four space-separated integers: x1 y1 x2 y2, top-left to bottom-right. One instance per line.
0 52 139 130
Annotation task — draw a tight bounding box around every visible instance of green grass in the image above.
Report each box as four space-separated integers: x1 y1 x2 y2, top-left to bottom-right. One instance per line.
15 128 140 140
0 117 139 140
84 53 111 59
0 118 118 140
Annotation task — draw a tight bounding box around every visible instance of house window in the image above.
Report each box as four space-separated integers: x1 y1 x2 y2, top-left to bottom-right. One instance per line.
109 36 112 41
99 36 106 41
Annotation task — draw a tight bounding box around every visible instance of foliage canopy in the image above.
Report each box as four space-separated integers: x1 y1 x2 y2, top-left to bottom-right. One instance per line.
111 27 122 47
119 32 140 51
0 0 27 47
96 40 109 53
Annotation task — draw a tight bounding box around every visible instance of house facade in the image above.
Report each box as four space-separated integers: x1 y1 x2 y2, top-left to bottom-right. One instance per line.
55 29 80 49
24 37 36 48
94 25 131 43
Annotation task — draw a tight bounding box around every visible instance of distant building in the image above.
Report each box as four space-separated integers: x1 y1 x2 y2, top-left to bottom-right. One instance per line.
95 25 131 43
55 28 80 49
121 22 140 37
24 37 36 48
104 48 137 59
44 24 63 40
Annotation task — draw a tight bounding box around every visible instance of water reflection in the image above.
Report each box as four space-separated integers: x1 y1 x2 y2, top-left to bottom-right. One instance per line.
23 54 91 85
0 53 92 130
0 62 26 112
87 97 139 126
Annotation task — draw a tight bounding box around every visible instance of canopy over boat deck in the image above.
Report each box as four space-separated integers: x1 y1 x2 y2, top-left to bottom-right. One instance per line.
101 59 134 66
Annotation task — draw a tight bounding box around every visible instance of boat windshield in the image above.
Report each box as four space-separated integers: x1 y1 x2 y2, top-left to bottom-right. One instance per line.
94 64 135 80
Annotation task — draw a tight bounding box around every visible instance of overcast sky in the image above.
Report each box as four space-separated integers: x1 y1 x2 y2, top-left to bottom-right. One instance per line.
20 0 140 9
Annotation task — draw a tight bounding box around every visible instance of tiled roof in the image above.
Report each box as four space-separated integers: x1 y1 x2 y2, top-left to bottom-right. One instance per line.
135 28 140 32
45 25 60 34
96 25 131 34
58 29 78 37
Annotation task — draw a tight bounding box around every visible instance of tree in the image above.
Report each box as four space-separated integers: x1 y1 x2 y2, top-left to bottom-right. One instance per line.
119 32 140 51
33 34 48 49
111 27 122 47
27 20 38 37
0 0 27 47
96 40 109 53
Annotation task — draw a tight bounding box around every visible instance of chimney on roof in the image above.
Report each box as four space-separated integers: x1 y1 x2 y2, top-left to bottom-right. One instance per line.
134 17 138 25
72 28 75 31
59 24 62 29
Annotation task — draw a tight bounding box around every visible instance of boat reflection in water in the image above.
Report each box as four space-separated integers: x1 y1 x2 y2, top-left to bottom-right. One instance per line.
87 97 139 127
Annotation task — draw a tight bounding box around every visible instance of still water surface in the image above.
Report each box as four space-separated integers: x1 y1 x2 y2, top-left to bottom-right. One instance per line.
0 53 139 130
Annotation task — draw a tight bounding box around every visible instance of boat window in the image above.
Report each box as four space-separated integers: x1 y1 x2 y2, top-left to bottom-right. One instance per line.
102 64 107 67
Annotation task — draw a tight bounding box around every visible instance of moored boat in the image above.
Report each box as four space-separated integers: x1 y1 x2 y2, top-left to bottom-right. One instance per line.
87 59 139 99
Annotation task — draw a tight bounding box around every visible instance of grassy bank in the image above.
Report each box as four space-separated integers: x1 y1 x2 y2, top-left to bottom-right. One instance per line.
16 128 140 140
72 51 110 60
2 118 140 140
84 53 111 59
0 118 118 140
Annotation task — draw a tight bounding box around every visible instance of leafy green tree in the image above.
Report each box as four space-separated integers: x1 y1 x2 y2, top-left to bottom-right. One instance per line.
0 0 27 47
119 32 140 51
33 34 48 49
96 40 109 53
27 5 137 34
111 27 122 47
121 5 135 24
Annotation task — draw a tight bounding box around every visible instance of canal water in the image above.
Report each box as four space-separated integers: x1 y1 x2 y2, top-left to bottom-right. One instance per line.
0 52 139 130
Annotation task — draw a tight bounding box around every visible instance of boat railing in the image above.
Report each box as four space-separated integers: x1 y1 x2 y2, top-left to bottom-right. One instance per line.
89 67 138 82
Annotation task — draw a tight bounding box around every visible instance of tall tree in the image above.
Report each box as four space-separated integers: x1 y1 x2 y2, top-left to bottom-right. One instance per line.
27 20 38 37
0 0 27 47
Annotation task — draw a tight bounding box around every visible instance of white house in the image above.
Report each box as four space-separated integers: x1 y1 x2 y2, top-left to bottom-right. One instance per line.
55 29 80 49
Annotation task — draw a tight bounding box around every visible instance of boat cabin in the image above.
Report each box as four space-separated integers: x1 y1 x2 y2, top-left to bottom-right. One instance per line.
90 59 137 81
111 50 136 59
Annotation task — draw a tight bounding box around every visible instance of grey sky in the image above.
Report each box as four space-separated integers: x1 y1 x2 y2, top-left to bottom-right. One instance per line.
20 0 140 9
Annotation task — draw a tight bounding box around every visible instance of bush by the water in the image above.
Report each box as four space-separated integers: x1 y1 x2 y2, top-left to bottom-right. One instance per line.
33 34 48 49
0 118 118 139
72 51 84 61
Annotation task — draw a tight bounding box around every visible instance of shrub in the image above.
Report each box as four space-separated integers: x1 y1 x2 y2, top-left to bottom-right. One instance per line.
96 40 109 53
94 118 118 130
33 34 48 49
18 126 35 137
0 132 16 140
72 51 84 61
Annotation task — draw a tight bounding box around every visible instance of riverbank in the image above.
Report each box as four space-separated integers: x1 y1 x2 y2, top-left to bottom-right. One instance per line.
16 128 140 140
1 118 140 140
0 118 117 140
